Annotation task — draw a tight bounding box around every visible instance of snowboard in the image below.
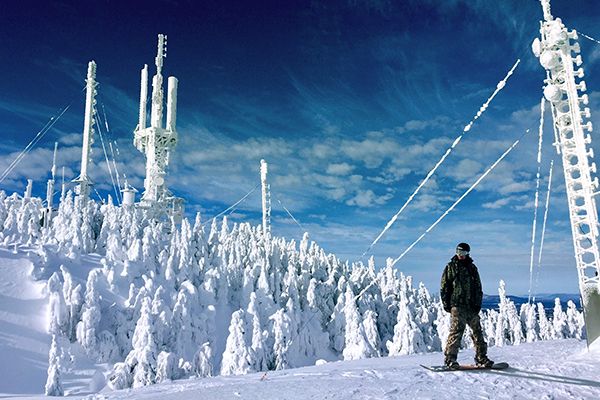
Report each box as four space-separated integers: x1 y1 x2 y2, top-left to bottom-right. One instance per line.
421 362 509 372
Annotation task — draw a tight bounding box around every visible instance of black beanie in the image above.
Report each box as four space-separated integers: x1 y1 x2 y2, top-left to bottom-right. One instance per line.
456 242 470 252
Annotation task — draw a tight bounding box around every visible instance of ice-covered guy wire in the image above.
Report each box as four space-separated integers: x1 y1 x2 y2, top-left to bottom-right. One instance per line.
276 198 305 232
100 102 124 196
533 159 554 302
202 183 260 227
528 98 546 304
352 132 527 303
390 133 527 267
580 32 600 45
0 103 72 184
361 59 521 258
94 112 121 204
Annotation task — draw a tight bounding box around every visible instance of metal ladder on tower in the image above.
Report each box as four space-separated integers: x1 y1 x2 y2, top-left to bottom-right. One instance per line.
533 0 600 347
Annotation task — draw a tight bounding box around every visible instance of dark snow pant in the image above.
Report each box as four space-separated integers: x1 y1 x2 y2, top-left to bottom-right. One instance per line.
444 306 487 362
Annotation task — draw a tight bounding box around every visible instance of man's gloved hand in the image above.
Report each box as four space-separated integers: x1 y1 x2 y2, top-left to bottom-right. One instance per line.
443 304 451 313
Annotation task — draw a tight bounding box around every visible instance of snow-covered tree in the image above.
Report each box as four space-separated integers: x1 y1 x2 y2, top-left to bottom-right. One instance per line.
220 310 252 375
47 272 68 336
126 296 158 388
343 286 378 360
45 335 64 396
76 270 103 356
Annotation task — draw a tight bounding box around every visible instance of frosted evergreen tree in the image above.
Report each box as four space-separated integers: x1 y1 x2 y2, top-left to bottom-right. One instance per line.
151 285 172 349
495 280 524 345
97 330 119 362
246 293 269 371
387 288 425 355
45 335 63 396
220 310 253 375
270 307 293 370
552 298 569 339
67 284 83 342
362 310 381 357
537 302 553 341
481 308 498 347
298 279 330 362
520 302 539 343
171 281 201 360
156 351 180 382
415 282 439 352
142 225 160 273
127 238 143 263
126 296 158 388
343 286 377 360
76 270 103 356
328 278 347 353
566 300 584 339
177 218 194 283
47 272 68 336
194 342 213 377
107 362 132 390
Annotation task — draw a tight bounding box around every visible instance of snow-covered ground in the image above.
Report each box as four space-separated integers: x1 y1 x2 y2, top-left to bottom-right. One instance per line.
8 340 597 399
1 245 599 400
93 340 600 400
0 247 49 396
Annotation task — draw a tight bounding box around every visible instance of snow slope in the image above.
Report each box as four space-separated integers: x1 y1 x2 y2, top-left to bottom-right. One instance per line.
0 247 49 396
1 248 600 399
94 339 600 399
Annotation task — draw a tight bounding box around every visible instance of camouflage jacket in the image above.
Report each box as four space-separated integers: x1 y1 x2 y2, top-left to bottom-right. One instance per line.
440 255 483 312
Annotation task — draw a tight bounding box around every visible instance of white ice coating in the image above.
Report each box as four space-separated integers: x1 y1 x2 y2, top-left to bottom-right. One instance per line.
391 136 525 267
534 159 554 298
462 59 520 133
580 32 600 45
540 0 553 22
95 113 120 204
74 61 98 201
362 59 521 257
260 159 271 237
166 76 178 132
528 98 546 303
277 198 304 231
202 184 260 228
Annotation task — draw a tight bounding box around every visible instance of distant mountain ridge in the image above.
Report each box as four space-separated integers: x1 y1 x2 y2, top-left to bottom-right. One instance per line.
482 293 581 311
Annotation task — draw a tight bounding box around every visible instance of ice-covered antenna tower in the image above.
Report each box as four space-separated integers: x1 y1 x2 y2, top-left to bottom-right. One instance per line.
260 159 271 237
532 0 600 347
73 61 98 202
43 142 58 227
134 34 183 220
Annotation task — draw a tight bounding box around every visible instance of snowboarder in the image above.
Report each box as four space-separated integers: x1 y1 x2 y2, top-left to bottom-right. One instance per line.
440 242 493 369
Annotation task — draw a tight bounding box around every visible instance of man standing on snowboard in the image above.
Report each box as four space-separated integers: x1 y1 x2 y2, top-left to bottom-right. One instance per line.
440 242 493 369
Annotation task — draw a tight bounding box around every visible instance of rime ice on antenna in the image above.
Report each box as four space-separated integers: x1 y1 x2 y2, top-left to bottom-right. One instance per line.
533 0 600 347
134 34 183 220
43 142 58 227
261 159 271 237
73 61 98 202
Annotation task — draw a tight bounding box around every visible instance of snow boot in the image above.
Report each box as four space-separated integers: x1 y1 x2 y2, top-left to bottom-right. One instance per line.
475 356 494 368
444 357 459 370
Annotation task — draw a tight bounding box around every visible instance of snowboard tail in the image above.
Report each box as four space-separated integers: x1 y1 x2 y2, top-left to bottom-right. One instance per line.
421 362 509 372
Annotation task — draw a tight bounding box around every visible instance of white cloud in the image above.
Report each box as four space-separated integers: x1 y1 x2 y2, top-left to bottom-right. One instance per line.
444 159 483 181
345 189 393 208
499 181 531 195
326 162 354 175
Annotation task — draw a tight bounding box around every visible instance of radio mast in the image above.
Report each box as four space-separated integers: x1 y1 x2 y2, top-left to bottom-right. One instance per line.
133 34 183 220
533 0 600 347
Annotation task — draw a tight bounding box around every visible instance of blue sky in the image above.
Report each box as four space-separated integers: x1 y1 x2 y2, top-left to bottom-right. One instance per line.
2 0 600 295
